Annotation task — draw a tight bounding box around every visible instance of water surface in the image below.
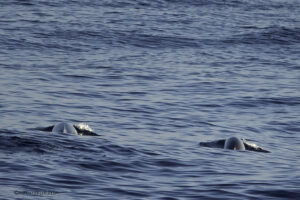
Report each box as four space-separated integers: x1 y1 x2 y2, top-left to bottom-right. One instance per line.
0 0 300 199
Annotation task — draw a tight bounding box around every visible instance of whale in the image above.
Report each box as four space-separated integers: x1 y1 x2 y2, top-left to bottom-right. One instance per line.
199 137 269 153
36 122 98 136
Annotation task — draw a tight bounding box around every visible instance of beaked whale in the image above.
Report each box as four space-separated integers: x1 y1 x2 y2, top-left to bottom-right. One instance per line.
37 122 98 136
199 137 269 153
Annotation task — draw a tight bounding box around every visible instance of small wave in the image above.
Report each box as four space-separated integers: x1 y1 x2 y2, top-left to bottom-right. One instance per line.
62 74 95 80
115 32 200 49
104 187 149 198
154 158 192 167
223 26 300 45
227 97 300 108
163 0 241 7
13 0 35 6
0 134 61 154
247 189 300 199
77 159 141 173
99 144 138 156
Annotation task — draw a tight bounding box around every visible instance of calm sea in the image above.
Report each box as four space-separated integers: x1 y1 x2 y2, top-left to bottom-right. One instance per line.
1 0 300 199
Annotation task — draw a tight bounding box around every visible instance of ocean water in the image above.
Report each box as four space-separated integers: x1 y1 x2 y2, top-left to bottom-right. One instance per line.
0 0 300 199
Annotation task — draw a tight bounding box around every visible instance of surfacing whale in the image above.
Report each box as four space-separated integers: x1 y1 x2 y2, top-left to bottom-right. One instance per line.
199 137 269 153
37 122 98 136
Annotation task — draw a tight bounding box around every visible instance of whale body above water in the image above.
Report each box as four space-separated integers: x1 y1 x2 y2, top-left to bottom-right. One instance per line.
199 137 269 153
37 122 98 136
52 122 78 134
224 137 246 150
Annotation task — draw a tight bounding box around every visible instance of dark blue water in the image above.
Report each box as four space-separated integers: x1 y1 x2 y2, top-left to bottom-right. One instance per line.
1 0 300 199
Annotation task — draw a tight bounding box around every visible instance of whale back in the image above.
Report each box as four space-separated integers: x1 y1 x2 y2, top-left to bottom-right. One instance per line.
224 137 245 150
52 122 78 134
